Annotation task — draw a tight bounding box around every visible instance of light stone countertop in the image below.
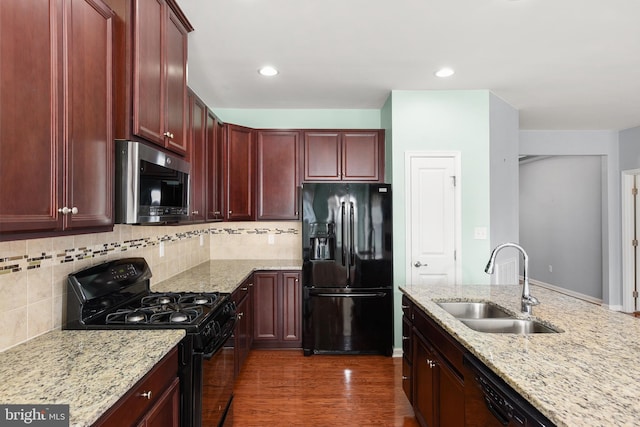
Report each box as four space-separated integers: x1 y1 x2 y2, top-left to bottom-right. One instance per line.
400 283 640 427
152 259 302 294
0 329 185 427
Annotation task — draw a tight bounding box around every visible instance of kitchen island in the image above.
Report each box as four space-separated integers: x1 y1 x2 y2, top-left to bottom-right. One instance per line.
0 329 184 427
401 283 640 426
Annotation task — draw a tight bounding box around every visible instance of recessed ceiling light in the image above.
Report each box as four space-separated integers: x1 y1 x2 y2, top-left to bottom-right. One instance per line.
435 67 455 78
258 66 279 77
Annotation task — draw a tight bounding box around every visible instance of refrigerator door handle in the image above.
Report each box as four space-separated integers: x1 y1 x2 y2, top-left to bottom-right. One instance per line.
341 201 346 266
314 292 387 298
349 201 355 265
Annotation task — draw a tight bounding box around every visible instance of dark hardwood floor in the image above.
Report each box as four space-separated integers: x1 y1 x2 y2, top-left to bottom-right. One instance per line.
232 350 419 426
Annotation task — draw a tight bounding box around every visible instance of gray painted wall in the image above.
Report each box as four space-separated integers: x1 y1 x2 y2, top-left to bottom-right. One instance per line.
519 130 620 307
619 126 640 171
488 93 520 281
519 156 603 299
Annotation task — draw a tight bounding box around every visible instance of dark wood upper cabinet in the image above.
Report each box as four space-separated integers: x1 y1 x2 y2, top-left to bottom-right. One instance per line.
0 0 114 237
107 0 192 156
188 90 206 222
256 130 301 220
303 130 385 182
224 124 255 221
206 110 224 221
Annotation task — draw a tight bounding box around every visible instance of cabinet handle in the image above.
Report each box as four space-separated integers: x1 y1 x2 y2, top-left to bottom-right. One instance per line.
163 131 171 137
427 359 437 368
401 305 409 309
214 211 221 215
402 336 410 341
228 210 232 215
402 376 409 380
237 312 244 319
192 210 199 215
248 283 254 287
140 391 152 400
241 287 248 291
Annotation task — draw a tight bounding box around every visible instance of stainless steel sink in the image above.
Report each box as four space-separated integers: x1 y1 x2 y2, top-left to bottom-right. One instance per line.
437 301 513 319
460 318 560 334
436 301 561 334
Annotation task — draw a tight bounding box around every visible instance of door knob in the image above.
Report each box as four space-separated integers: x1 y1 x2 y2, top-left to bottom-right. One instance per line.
414 261 427 268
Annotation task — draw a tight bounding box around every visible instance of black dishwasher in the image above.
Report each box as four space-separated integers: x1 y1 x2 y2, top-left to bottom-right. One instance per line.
463 353 556 427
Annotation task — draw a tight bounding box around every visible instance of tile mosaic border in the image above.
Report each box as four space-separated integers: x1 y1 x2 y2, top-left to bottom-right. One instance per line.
0 225 299 276
0 229 210 276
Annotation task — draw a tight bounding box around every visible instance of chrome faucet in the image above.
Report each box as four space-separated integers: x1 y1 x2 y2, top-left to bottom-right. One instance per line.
484 242 539 315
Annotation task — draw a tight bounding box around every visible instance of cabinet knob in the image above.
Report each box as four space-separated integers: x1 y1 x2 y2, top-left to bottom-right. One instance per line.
192 210 199 215
228 210 232 215
163 131 171 137
237 312 244 319
402 376 409 380
214 211 221 215
402 336 410 341
427 359 437 368
241 287 248 291
140 391 152 400
58 206 78 215
401 305 410 309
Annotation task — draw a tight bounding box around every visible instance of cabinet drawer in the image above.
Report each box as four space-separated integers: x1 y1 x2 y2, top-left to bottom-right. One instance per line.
402 316 412 360
413 308 465 379
93 347 179 427
401 295 413 319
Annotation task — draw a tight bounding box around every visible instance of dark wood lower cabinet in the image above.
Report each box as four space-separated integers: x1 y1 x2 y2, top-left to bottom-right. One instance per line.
94 348 179 427
252 271 302 349
404 298 465 427
232 276 254 377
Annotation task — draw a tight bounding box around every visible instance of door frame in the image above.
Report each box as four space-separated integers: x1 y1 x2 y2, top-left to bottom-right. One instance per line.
621 169 640 313
404 151 462 285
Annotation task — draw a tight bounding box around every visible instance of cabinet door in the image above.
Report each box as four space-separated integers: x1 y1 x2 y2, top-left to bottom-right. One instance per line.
164 7 188 155
281 271 301 345
206 111 224 221
438 360 465 427
65 0 114 230
257 130 300 220
139 377 180 427
0 0 61 233
303 132 341 181
224 124 255 220
188 91 206 222
133 0 165 146
253 272 279 343
342 131 383 181
413 334 437 427
233 285 252 377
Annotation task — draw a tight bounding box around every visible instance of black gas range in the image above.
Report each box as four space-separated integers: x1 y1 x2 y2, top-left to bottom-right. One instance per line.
63 258 236 427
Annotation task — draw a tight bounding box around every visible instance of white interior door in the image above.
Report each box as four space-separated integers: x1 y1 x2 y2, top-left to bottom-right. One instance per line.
406 152 460 285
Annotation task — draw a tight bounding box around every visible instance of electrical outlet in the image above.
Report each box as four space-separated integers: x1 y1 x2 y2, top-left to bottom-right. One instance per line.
159 241 165 257
268 234 275 245
548 265 553 273
473 227 487 240
200 234 204 247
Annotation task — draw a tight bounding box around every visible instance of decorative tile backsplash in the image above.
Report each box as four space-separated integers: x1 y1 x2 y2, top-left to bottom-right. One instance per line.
0 228 210 276
0 221 301 352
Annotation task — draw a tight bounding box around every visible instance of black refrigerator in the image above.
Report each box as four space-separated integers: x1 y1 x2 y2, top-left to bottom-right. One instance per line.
301 183 393 356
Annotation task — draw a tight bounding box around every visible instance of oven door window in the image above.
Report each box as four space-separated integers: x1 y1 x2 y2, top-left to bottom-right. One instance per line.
202 334 235 426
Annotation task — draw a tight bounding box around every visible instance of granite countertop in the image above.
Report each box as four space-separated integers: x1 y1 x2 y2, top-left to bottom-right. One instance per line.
152 259 302 293
0 329 185 427
400 283 640 427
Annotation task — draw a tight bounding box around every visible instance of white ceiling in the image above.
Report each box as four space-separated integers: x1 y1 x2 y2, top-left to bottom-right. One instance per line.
176 0 640 130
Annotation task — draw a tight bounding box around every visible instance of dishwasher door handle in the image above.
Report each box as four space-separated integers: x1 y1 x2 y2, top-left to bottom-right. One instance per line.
314 292 387 298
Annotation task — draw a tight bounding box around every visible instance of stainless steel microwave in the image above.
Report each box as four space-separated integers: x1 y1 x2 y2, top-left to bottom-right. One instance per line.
115 140 190 224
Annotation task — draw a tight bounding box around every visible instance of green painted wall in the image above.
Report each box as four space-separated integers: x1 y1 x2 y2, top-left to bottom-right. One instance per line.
213 108 381 129
390 90 492 287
